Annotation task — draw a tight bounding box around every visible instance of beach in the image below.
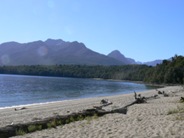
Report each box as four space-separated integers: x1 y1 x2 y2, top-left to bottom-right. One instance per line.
1 86 184 138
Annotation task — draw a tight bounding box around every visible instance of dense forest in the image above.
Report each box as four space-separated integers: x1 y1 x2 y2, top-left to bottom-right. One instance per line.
0 55 183 84
144 55 184 84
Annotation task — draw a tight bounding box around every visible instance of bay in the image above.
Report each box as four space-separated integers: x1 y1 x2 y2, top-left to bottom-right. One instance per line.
0 74 157 108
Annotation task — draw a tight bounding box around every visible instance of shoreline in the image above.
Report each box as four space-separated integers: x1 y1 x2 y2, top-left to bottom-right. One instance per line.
0 84 162 110
0 73 163 109
1 86 184 137
0 85 177 112
0 84 161 109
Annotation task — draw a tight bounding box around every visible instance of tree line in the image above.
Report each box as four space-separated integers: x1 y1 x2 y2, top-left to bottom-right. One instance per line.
0 55 183 84
144 55 184 84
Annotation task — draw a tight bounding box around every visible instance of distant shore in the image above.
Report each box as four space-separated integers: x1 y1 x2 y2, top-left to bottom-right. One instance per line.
0 86 184 137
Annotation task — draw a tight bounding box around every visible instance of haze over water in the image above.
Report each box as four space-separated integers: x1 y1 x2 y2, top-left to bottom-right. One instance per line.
0 74 157 108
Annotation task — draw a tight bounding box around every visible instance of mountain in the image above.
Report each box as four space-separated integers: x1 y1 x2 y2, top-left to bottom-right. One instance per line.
0 39 124 66
143 60 163 66
108 50 137 64
108 50 164 66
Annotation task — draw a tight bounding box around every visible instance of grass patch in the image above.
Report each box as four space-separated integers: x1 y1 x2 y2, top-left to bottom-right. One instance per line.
28 125 42 132
47 119 57 128
69 116 75 122
85 114 99 124
167 109 179 115
77 115 84 121
56 120 63 125
28 125 37 132
167 103 184 120
13 113 100 137
176 115 184 120
16 129 26 136
167 104 184 115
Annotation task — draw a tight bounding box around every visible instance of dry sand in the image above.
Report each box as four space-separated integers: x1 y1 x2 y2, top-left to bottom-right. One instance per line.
1 86 184 138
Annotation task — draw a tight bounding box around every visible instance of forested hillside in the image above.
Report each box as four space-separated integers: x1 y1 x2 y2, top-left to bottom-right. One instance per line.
0 55 183 84
0 65 149 81
144 55 184 84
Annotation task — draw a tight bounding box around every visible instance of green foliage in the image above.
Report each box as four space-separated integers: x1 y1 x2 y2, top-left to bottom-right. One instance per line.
46 123 52 129
0 55 183 84
37 125 42 130
47 120 57 128
69 116 75 122
28 125 36 132
144 55 184 84
56 120 63 125
0 64 150 81
84 114 99 124
77 115 84 121
13 114 99 136
28 125 42 132
15 128 26 135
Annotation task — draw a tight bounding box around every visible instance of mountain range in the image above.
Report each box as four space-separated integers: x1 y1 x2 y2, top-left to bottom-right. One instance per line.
0 39 163 66
108 50 163 66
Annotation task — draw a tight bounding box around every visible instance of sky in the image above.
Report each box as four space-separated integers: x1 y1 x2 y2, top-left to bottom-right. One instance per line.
0 0 184 62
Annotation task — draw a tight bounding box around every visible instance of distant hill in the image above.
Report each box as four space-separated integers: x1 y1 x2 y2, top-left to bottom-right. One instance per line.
0 39 124 66
143 60 163 66
108 50 137 64
108 50 164 66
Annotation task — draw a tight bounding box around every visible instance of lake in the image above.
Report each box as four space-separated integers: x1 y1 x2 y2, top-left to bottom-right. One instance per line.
0 74 157 108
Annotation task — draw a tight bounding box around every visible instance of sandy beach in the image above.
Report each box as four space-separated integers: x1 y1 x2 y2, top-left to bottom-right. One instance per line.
1 86 184 138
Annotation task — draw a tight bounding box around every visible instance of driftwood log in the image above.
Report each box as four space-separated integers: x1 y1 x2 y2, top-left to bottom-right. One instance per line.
0 92 158 138
14 107 27 111
93 99 113 110
180 97 184 102
134 92 147 103
0 106 127 138
156 89 169 97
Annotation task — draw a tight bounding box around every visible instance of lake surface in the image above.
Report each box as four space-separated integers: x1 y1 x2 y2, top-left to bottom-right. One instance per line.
0 74 157 108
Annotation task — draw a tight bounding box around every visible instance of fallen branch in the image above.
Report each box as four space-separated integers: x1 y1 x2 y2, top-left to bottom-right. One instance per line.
93 99 113 110
180 97 184 103
156 89 169 97
0 105 126 138
0 92 159 137
14 107 27 111
134 92 147 103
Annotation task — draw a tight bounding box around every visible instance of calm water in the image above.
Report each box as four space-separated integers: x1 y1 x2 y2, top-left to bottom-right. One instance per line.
0 74 157 108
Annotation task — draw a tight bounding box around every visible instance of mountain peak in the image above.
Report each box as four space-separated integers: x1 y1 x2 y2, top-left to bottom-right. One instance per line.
70 41 86 48
110 50 122 54
108 50 136 64
0 39 164 66
45 38 64 46
0 39 124 66
108 50 126 59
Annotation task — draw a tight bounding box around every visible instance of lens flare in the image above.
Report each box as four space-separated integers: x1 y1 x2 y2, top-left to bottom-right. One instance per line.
1 54 10 65
37 46 48 56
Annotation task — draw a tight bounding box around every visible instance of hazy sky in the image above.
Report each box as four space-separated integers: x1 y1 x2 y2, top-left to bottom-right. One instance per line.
0 0 184 62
